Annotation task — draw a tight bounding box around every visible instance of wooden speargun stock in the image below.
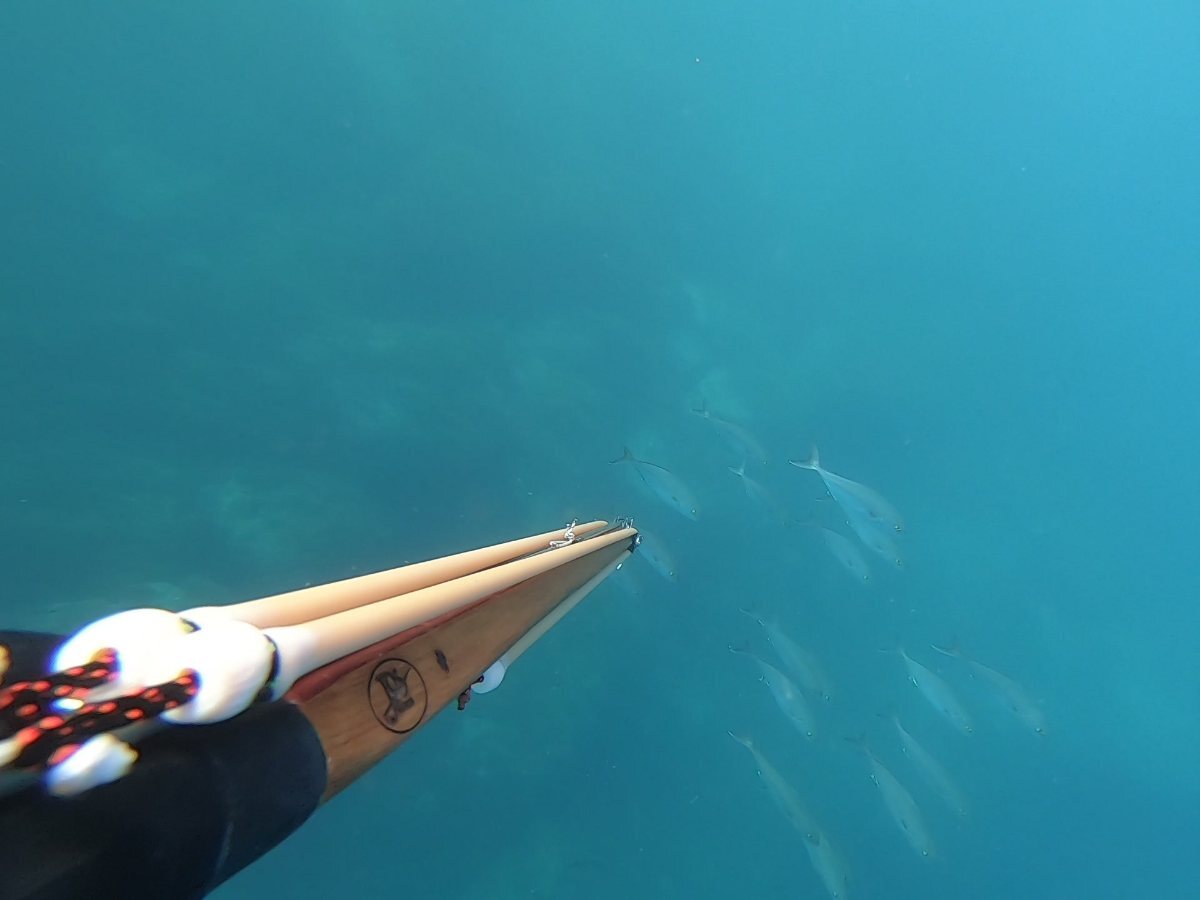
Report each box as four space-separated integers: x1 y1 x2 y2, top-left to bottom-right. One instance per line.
283 518 637 798
0 518 639 898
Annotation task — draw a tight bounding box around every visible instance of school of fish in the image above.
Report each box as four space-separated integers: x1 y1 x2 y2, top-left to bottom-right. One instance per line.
607 405 1047 898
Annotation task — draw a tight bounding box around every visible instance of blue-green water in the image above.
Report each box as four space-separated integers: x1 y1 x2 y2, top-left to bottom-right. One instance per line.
2 2 1197 898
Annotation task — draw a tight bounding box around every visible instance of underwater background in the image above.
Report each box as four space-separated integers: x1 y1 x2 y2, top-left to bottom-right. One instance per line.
2 2 1197 898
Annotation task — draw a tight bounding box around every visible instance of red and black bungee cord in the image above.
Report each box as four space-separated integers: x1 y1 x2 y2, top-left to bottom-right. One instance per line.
0 648 199 774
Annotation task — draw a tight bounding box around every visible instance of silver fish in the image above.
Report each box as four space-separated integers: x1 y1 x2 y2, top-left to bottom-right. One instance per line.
730 732 849 898
790 445 904 533
844 512 903 568
731 645 817 739
849 737 936 859
932 642 1047 735
634 526 677 584
885 713 968 816
728 732 818 837
896 647 973 735
821 528 872 583
739 608 833 701
693 403 769 464
611 447 699 520
804 829 852 900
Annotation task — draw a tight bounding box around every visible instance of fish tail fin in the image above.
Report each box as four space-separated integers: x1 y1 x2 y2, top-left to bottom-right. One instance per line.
610 446 635 465
788 444 820 470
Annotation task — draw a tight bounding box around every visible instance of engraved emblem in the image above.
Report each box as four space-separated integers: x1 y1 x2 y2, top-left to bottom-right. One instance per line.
368 658 427 733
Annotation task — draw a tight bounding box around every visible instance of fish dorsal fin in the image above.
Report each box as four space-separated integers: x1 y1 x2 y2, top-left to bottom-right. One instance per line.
737 606 765 626
610 447 674 474
638 458 674 473
930 639 964 660
727 731 753 751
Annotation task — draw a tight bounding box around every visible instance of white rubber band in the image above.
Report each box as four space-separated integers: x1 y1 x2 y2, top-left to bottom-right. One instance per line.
52 608 275 724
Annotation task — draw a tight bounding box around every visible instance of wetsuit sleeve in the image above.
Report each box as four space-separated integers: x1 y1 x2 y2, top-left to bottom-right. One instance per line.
0 631 329 899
